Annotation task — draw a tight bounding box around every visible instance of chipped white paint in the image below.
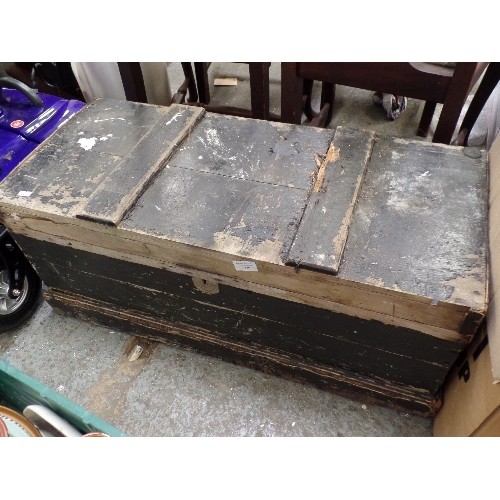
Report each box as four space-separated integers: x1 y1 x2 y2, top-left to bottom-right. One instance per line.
321 206 327 214
17 191 32 198
77 137 97 151
165 112 182 126
94 118 126 122
365 276 385 287
206 128 222 148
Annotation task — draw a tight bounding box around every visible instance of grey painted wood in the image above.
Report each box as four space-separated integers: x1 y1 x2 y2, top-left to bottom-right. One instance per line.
121 165 310 264
169 113 334 189
120 112 336 263
77 105 204 225
0 98 166 216
339 137 488 310
287 127 375 274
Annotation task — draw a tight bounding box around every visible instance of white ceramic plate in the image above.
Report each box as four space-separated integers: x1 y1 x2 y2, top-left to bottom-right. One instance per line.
0 405 42 437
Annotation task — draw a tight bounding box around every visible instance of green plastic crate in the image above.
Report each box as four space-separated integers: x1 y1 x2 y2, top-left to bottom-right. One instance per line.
0 360 127 437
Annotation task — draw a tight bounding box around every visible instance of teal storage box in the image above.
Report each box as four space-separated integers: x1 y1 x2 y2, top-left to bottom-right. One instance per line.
0 360 126 437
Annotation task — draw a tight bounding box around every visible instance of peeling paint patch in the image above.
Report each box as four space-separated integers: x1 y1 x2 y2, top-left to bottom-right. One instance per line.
77 137 97 151
94 118 126 123
166 112 182 125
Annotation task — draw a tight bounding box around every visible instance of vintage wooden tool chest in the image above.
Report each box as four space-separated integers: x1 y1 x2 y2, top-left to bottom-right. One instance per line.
0 99 489 416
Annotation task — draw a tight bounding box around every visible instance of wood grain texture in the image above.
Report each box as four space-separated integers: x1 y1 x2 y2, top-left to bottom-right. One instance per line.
76 105 204 225
0 206 476 340
2 209 473 340
0 100 489 344
339 137 489 314
287 127 375 273
0 99 165 216
14 235 462 392
44 288 440 416
167 112 334 189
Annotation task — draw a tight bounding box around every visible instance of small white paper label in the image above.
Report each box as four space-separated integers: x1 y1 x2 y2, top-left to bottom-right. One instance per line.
233 261 258 272
17 191 32 197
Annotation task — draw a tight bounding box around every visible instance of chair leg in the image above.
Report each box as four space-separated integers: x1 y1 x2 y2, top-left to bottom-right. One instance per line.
432 63 483 144
281 63 304 125
417 102 436 137
117 62 148 103
181 62 198 103
248 63 271 120
303 78 315 121
320 81 335 126
194 62 211 104
455 62 500 146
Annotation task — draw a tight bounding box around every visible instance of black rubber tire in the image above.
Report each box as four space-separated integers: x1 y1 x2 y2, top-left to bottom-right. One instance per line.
0 256 42 333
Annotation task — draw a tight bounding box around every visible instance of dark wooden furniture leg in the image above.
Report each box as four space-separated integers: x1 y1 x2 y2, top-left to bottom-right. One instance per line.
181 62 198 102
455 62 500 146
194 62 211 104
302 78 315 121
171 63 199 104
117 62 148 103
193 62 272 120
433 64 483 144
320 82 335 126
299 78 335 126
281 63 304 125
417 102 437 137
248 63 271 120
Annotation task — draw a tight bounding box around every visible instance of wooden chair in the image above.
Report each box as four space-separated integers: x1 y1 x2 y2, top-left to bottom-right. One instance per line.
281 62 489 144
176 62 280 121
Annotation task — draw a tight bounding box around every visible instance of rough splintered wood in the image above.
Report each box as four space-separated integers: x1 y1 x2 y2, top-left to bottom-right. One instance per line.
287 127 375 274
339 137 489 312
76 105 204 225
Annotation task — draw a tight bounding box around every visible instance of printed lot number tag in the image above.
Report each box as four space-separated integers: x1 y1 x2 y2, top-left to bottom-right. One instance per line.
233 261 258 272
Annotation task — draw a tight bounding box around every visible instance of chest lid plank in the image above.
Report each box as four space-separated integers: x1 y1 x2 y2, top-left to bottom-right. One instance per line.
338 137 488 312
286 127 375 274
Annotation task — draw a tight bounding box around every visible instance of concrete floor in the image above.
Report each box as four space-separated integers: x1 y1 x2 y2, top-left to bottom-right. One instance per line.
0 62 495 437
